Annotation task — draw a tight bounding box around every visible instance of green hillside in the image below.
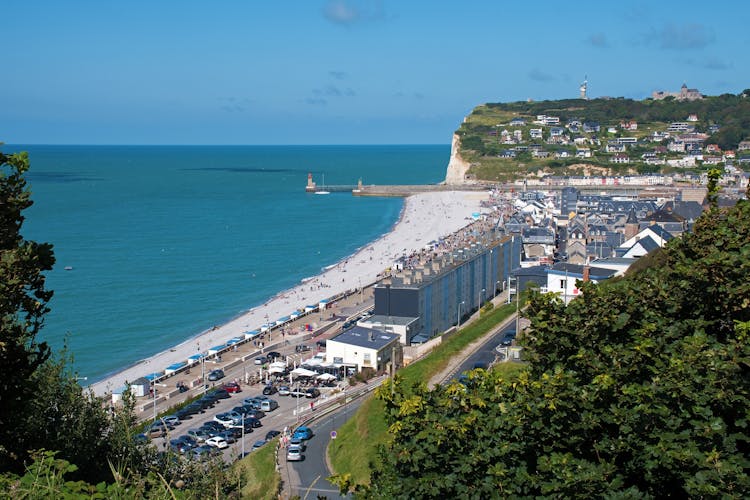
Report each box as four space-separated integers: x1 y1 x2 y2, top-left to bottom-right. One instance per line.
455 91 750 182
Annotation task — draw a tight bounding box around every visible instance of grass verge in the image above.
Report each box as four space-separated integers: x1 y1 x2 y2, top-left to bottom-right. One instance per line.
329 300 524 486
234 439 280 500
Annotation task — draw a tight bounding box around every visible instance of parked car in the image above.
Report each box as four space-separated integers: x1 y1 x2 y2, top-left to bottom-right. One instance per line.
187 428 212 443
161 415 181 427
292 426 313 440
289 387 307 398
251 440 266 451
305 388 320 399
200 421 226 434
295 344 311 353
147 421 173 438
209 388 231 399
315 339 326 348
246 410 266 420
207 369 225 381
169 438 195 454
175 409 194 421
265 430 281 441
262 384 277 395
191 445 219 460
205 436 229 449
286 445 303 461
260 399 279 412
217 430 237 444
214 412 241 427
223 382 241 393
245 417 262 428
254 356 266 365
266 351 282 362
277 386 291 396
181 402 203 415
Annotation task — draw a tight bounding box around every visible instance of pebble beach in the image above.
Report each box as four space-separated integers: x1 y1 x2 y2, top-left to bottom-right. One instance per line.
90 190 488 397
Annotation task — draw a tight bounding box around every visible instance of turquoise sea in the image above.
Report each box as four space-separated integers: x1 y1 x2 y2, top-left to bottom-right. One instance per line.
6 145 449 383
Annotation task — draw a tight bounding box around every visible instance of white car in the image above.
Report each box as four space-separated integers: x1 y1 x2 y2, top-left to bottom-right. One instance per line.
205 436 229 449
214 413 239 427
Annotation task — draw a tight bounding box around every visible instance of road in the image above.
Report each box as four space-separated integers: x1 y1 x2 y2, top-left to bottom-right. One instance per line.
286 397 367 499
283 314 523 497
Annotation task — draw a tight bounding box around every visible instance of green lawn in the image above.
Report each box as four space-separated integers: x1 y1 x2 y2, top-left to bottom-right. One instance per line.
234 438 280 500
328 301 525 487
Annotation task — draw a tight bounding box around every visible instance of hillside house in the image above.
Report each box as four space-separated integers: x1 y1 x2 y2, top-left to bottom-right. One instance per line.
611 153 630 164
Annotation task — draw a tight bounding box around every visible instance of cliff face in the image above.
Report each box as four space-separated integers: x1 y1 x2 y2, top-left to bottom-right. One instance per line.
444 133 471 185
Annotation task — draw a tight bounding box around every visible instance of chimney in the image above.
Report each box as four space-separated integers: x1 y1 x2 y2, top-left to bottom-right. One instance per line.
582 265 590 282
368 331 374 342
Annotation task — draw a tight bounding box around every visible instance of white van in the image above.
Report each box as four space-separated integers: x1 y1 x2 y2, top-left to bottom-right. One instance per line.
260 399 279 412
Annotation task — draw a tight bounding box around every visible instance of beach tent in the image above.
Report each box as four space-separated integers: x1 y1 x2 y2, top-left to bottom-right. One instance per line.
268 361 286 374
316 373 336 381
291 367 317 378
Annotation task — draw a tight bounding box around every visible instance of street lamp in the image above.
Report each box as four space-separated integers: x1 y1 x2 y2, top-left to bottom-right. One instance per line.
457 301 465 328
479 288 485 310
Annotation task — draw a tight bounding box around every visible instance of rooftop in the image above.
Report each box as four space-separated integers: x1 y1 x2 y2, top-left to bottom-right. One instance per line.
330 326 399 350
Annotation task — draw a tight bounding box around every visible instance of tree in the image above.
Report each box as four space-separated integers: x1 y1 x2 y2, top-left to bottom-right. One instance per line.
367 199 750 498
0 151 55 471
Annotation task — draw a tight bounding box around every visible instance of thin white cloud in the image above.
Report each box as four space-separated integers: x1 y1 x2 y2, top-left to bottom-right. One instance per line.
322 0 384 26
647 23 715 50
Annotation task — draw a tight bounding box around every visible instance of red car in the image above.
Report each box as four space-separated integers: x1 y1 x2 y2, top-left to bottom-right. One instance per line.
222 382 242 393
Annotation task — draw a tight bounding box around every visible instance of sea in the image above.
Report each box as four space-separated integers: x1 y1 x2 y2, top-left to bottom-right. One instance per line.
5 144 450 383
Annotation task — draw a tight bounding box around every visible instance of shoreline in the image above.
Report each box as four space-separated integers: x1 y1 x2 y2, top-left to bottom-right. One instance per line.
89 190 488 397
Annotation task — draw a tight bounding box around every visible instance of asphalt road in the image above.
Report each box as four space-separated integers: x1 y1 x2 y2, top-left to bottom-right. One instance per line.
287 396 367 499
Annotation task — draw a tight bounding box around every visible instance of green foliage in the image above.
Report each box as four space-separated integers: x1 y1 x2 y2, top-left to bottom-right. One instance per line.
0 151 55 471
457 93 750 181
365 200 750 498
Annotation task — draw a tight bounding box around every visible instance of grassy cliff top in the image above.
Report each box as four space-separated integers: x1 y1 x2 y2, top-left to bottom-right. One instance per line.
454 92 750 182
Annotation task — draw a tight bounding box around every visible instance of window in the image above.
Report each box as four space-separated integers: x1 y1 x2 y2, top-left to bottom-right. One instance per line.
560 279 567 289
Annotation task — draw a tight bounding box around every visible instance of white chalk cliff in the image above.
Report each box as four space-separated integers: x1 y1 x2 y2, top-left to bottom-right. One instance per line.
444 133 471 185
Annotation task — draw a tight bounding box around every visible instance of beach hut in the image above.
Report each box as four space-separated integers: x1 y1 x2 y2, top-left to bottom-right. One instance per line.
130 377 150 397
111 385 128 405
187 353 204 365
319 299 330 310
275 315 291 326
143 372 164 382
304 304 317 312
244 329 261 340
207 345 224 356
226 337 243 346
290 311 300 320
165 361 186 375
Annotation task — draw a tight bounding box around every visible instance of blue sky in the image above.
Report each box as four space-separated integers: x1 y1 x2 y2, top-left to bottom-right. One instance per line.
3 0 749 145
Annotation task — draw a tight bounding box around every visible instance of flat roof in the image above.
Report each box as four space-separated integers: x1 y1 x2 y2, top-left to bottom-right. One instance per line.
362 315 418 326
330 326 399 350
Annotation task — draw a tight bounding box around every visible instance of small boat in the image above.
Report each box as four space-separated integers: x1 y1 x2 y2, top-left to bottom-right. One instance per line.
315 190 330 195
64 266 73 271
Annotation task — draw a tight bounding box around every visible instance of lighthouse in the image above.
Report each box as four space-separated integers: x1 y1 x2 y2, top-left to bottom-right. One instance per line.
305 172 317 192
579 76 588 100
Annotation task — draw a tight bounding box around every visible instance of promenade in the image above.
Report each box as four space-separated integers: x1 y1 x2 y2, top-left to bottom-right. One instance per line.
91 191 494 408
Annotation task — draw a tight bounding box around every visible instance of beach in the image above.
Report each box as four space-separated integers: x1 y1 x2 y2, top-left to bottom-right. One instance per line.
89 190 488 397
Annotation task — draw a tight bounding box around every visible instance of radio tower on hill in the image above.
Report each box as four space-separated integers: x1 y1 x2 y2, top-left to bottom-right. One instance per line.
579 75 588 100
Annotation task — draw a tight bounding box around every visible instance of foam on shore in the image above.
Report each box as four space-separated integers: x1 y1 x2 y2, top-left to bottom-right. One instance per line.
89 190 487 397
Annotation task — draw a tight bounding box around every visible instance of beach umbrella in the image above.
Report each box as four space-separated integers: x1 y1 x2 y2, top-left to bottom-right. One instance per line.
316 373 336 381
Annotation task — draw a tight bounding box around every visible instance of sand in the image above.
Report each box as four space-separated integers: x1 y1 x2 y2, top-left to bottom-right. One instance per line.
89 190 488 397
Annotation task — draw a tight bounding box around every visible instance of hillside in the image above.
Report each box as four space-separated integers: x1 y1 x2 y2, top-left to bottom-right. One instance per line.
449 90 750 183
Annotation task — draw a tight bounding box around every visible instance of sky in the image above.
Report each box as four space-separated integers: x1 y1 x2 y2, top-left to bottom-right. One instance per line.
3 0 749 145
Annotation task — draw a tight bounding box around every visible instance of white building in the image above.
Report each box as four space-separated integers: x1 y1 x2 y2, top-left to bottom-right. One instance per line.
326 327 400 373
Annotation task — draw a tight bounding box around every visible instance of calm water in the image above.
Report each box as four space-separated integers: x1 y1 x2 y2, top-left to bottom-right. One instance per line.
7 145 449 382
